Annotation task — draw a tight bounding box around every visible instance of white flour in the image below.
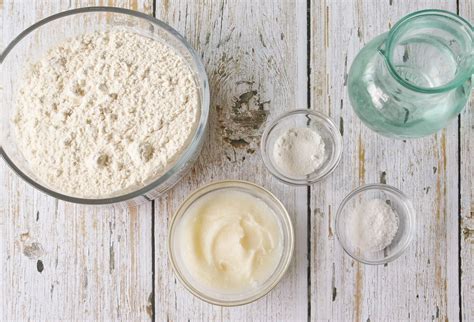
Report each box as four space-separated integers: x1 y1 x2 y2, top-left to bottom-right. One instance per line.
13 30 199 197
347 199 399 251
272 127 326 177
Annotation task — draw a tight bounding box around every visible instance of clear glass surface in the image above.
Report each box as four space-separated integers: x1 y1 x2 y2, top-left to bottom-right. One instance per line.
336 184 416 265
168 180 294 306
348 10 473 138
0 7 209 205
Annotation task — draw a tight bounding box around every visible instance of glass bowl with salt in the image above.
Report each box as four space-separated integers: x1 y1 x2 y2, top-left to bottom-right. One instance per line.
335 184 416 265
260 109 343 185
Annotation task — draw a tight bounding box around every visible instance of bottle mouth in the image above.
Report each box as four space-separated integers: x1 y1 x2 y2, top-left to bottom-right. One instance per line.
384 9 473 93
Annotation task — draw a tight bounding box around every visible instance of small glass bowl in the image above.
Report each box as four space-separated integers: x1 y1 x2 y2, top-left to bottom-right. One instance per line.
168 180 294 306
335 184 416 265
260 109 343 185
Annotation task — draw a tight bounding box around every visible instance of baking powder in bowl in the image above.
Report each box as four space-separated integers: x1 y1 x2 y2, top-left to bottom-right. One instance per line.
13 30 200 197
272 127 326 177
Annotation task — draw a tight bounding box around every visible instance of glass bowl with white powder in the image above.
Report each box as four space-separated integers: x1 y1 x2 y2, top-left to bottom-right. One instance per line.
0 7 209 205
260 109 343 185
335 184 416 265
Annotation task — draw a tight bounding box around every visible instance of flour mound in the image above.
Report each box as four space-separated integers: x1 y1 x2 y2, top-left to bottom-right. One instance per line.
13 30 200 198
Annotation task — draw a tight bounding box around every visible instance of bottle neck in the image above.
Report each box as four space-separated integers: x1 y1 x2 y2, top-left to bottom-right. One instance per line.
381 9 473 94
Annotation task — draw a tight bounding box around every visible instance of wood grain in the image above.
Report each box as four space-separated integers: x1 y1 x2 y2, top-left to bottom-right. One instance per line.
0 1 154 320
0 2 5 319
310 0 461 320
2 0 471 320
152 0 309 320
460 0 473 320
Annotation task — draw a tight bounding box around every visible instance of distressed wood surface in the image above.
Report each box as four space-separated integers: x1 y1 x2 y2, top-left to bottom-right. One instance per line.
460 0 473 320
152 0 309 320
310 0 465 321
1 1 154 320
1 0 472 321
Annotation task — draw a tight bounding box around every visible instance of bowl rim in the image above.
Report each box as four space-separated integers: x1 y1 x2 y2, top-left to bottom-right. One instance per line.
0 6 210 204
260 109 343 185
167 180 295 306
335 183 416 265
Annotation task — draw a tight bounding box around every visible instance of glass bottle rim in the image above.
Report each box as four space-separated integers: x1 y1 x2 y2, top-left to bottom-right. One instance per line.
384 9 473 94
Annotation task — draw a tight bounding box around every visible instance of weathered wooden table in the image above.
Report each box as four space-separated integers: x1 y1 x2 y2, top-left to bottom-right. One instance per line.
1 0 472 320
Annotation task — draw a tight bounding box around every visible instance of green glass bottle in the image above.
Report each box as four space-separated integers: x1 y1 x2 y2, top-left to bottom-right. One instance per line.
348 10 473 138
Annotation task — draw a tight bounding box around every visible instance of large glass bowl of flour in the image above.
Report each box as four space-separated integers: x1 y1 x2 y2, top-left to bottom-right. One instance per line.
0 7 209 205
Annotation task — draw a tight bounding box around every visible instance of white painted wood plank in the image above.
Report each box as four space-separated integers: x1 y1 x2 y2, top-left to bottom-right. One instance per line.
0 0 5 319
1 1 154 320
460 1 473 320
310 0 461 320
153 0 308 320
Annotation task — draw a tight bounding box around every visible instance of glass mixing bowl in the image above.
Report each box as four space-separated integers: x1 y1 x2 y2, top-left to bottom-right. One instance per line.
0 7 209 205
